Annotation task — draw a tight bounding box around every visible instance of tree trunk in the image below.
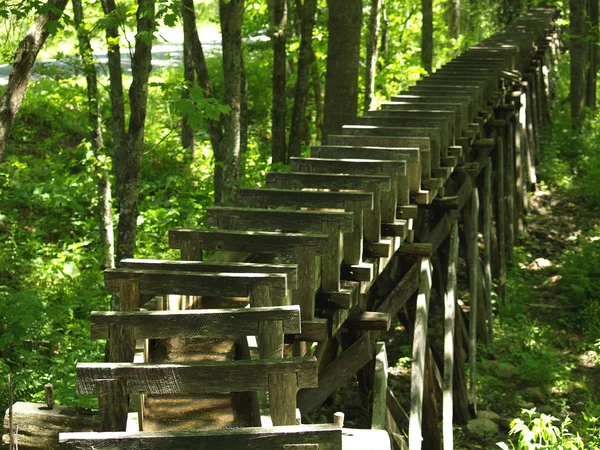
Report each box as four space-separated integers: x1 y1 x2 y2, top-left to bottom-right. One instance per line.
182 0 196 156
586 0 598 108
73 0 115 270
115 0 155 264
311 56 324 142
322 0 362 139
239 53 249 180
288 0 317 159
379 1 390 69
364 0 382 112
448 0 460 41
0 0 69 160
218 0 245 206
269 0 288 164
570 0 587 130
421 0 433 74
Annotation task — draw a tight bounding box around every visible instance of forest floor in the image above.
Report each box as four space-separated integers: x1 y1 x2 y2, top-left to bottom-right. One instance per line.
454 184 600 449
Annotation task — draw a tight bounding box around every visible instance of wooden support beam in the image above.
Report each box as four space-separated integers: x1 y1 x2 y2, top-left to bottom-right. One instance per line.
297 333 374 414
482 158 494 343
463 186 479 415
346 312 392 331
371 342 388 430
409 258 433 449
443 222 458 450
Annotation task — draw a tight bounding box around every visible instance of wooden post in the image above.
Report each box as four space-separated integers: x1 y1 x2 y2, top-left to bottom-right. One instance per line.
294 245 317 321
44 383 54 409
482 158 494 344
463 186 479 415
493 120 507 303
103 280 139 431
97 379 128 432
409 257 438 449
333 412 345 427
503 119 515 261
372 342 388 430
443 222 458 450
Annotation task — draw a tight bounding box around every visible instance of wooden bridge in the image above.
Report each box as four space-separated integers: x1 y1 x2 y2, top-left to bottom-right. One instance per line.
54 8 559 450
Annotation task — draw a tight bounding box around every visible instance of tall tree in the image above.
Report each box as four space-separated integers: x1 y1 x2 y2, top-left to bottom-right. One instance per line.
570 0 587 130
421 0 433 74
73 0 115 269
322 0 362 139
181 0 197 156
448 0 460 41
288 0 318 159
0 0 69 160
364 0 382 112
115 0 156 263
217 0 245 205
269 0 288 164
586 0 598 108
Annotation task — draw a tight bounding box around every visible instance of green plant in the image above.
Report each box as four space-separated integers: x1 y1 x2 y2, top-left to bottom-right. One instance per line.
497 408 584 450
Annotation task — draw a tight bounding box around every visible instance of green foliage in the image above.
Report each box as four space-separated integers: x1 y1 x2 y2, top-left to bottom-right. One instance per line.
497 408 586 449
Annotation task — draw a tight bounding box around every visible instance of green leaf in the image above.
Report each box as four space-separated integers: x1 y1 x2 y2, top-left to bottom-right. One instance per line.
63 261 80 278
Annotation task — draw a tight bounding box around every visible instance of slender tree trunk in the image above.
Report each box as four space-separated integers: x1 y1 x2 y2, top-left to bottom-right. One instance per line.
322 0 362 139
269 0 288 164
421 0 433 74
289 0 317 159
448 0 460 41
570 0 587 130
0 0 69 160
182 0 196 156
73 0 115 269
586 0 598 108
239 53 249 180
115 0 155 263
364 0 382 113
311 57 324 142
218 0 245 206
379 0 390 69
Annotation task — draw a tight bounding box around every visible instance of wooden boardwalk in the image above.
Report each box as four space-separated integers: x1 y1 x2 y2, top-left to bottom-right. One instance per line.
56 8 560 450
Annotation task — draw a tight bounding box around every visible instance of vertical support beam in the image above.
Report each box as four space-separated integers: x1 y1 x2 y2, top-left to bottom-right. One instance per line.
482 158 494 344
97 379 128 432
372 342 389 430
463 186 478 415
321 220 343 292
409 257 436 449
493 120 507 302
343 200 365 265
443 221 458 450
293 245 317 320
502 119 515 263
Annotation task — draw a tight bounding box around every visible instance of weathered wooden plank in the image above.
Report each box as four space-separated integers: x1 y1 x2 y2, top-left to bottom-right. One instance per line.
320 136 428 195
390 94 473 123
379 102 466 134
104 269 289 303
290 156 404 225
409 258 432 450
341 124 442 170
76 357 318 395
120 258 298 290
237 188 372 266
91 306 301 340
206 206 351 292
346 312 391 331
297 333 374 414
59 425 343 450
169 229 330 256
266 171 391 192
371 342 388 430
